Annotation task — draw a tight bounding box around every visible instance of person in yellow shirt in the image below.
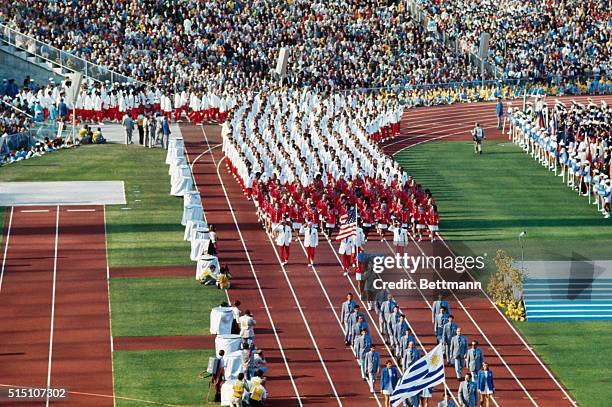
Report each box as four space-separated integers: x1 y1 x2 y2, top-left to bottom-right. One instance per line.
249 377 267 406
230 373 246 407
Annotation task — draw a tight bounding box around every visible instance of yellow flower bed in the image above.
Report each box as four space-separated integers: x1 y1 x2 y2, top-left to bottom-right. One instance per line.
495 299 526 322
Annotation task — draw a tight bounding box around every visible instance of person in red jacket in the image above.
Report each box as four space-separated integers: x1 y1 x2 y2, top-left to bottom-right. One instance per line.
324 203 338 237
415 205 427 242
428 205 440 242
377 202 390 241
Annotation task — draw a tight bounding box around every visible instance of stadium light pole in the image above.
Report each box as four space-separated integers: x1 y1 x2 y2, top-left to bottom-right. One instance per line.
518 231 527 272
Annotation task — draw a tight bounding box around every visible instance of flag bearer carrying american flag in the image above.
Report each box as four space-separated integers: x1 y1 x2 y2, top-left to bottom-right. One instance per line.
337 206 358 276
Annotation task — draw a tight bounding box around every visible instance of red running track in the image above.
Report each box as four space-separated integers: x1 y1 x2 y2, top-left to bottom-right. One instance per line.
0 205 113 406
184 124 402 406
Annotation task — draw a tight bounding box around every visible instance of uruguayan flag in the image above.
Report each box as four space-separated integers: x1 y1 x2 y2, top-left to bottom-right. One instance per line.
390 343 445 407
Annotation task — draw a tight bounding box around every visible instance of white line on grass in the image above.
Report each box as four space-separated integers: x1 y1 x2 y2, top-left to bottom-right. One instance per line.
45 206 60 407
103 206 117 407
0 207 14 294
200 126 303 406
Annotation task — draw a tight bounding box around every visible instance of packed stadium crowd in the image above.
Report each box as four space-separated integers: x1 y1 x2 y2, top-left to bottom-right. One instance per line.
1 0 484 91
507 97 611 217
417 0 610 80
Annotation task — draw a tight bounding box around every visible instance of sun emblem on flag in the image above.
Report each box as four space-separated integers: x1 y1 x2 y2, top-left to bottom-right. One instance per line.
430 353 439 366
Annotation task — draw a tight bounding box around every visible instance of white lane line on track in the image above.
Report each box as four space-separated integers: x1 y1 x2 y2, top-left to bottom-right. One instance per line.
103 206 117 407
383 118 499 150
437 237 578 406
201 126 303 406
400 95 612 120
321 235 462 406
384 114 538 404
261 230 343 406
45 206 60 407
400 108 498 125
392 125 498 157
66 209 96 212
20 209 49 213
293 237 382 403
189 143 222 171
0 206 14 294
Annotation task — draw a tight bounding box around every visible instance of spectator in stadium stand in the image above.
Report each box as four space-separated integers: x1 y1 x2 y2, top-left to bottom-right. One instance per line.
417 0 609 80
341 292 356 346
477 362 495 407
364 344 381 393
437 392 457 407
458 372 478 407
450 328 468 381
380 359 400 407
466 341 484 381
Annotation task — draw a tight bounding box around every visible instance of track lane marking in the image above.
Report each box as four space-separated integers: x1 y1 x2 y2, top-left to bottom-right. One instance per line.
199 126 303 406
103 205 117 407
261 228 343 406
45 205 59 407
0 207 14 294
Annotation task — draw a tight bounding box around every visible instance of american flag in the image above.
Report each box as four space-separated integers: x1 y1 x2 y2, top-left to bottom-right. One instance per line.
335 206 357 241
